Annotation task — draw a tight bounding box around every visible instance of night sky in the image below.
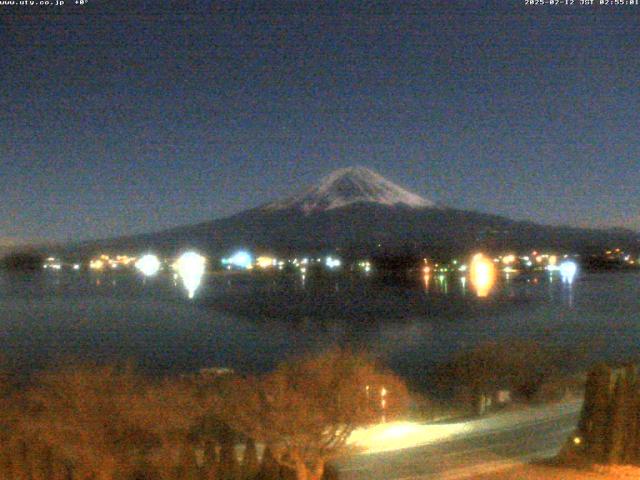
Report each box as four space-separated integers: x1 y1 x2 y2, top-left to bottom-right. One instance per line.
2 1 639 243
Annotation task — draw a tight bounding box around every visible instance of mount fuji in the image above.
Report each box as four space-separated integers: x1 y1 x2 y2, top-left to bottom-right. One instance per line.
65 167 639 258
262 166 434 214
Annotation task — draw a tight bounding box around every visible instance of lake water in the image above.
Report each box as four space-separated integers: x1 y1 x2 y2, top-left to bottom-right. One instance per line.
1 269 639 387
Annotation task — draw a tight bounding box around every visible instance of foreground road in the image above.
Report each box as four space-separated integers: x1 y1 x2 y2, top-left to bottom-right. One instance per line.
340 400 582 480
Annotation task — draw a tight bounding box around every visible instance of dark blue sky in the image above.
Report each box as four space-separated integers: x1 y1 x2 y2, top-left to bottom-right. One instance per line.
2 1 639 243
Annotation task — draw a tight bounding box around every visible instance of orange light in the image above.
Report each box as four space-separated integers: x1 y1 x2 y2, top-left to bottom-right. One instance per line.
502 254 516 265
470 253 496 298
256 256 276 269
89 259 104 270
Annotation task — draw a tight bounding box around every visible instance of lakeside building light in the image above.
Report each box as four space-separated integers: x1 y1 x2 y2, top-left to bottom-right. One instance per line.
175 251 207 299
469 253 496 298
560 260 578 284
135 254 161 277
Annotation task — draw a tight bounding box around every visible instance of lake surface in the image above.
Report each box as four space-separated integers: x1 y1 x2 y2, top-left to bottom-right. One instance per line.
1 269 639 387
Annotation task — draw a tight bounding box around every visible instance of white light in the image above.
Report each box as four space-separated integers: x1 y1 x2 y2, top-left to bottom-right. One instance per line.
223 251 253 269
135 254 161 277
176 251 206 298
73 264 80 270
560 260 578 284
325 256 341 269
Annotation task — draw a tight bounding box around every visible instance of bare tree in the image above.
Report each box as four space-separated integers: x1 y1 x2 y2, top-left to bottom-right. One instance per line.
11 363 210 480
217 348 409 480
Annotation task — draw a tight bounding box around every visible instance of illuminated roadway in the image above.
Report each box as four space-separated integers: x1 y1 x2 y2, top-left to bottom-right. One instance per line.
339 399 582 480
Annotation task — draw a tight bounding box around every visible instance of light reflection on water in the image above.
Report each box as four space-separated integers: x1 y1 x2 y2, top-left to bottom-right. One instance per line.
419 269 576 306
0 269 638 386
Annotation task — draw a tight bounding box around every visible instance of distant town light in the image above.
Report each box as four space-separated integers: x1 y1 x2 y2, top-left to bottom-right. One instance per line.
325 256 341 269
256 256 276 269
223 251 253 270
502 254 516 265
89 259 104 271
135 254 161 277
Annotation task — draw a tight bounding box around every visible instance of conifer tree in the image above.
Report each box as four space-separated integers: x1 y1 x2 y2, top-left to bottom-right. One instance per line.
581 363 613 462
607 374 627 464
621 365 638 464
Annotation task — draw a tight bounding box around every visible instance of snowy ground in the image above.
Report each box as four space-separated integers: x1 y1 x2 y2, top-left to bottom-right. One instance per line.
341 399 583 480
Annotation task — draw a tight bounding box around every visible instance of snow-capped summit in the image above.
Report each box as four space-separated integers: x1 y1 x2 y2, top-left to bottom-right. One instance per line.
263 166 435 214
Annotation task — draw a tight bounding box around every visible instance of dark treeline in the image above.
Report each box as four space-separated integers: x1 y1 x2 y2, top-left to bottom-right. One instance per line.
0 251 44 271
